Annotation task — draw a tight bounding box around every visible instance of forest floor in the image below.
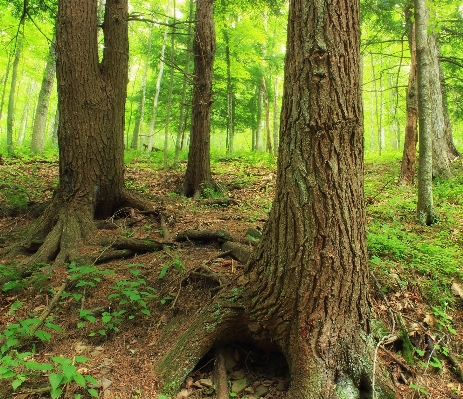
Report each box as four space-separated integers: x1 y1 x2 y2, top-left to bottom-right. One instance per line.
0 152 463 399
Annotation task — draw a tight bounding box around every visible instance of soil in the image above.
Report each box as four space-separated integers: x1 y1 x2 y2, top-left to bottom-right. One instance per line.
0 157 462 399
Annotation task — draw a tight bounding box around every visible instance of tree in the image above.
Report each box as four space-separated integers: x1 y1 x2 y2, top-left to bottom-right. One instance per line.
157 0 386 396
400 3 418 185
2 0 147 271
415 0 436 224
182 0 215 198
31 34 57 155
7 19 25 156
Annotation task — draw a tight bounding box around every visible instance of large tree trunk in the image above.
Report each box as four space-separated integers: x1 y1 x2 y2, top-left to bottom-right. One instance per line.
31 34 57 155
400 4 418 185
2 0 147 268
157 0 386 397
182 0 215 198
415 0 436 224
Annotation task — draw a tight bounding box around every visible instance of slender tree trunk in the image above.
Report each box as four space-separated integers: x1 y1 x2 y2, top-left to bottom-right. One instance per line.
31 35 57 154
164 0 176 169
147 1 171 153
255 81 264 152
0 52 13 124
174 0 195 164
262 75 272 153
415 0 436 225
182 0 215 198
157 0 391 397
131 30 152 150
18 82 35 145
7 23 25 156
224 29 234 155
400 4 418 185
273 77 279 156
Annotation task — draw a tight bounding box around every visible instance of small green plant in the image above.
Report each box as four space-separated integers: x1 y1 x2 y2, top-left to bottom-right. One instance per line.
410 383 429 397
0 317 64 354
78 308 126 336
8 301 24 315
431 305 456 334
67 263 112 292
48 356 99 398
158 254 185 279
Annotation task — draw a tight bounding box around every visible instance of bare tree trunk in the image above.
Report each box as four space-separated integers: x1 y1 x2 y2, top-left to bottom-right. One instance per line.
273 77 279 155
262 75 272 153
415 0 436 225
164 0 176 169
0 52 13 124
31 35 57 154
131 30 152 150
147 0 171 153
224 29 234 155
182 0 215 198
255 81 264 152
174 0 194 164
7 22 25 156
400 3 418 185
18 81 35 145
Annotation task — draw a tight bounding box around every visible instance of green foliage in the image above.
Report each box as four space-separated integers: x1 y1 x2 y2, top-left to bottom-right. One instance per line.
67 263 113 291
158 254 185 280
431 305 457 334
0 178 30 210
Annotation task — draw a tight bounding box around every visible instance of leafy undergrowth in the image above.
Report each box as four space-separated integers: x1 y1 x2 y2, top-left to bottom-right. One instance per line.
0 152 462 399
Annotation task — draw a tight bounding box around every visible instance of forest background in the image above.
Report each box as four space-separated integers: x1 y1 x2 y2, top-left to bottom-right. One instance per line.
1 0 463 398
0 0 462 159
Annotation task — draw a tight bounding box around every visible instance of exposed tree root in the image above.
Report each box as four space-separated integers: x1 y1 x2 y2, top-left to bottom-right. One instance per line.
156 285 395 399
0 189 152 287
175 229 258 247
213 348 229 399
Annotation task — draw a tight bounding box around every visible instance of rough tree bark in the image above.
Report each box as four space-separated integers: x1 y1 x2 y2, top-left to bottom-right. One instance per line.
157 0 389 397
415 0 436 224
400 4 418 185
182 0 215 198
2 0 148 268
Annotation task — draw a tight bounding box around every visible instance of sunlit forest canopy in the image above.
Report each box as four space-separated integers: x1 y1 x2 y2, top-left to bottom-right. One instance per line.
0 0 462 156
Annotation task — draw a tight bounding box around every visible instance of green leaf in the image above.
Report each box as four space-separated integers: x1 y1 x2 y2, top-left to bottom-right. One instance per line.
73 294 83 301
102 314 112 323
51 387 63 399
77 322 86 328
35 330 51 341
62 364 77 379
141 309 151 315
88 388 99 397
85 375 99 385
23 361 53 371
158 265 169 279
49 373 64 391
12 378 24 390
45 322 65 332
74 356 88 363
0 370 16 379
52 357 71 366
73 372 86 387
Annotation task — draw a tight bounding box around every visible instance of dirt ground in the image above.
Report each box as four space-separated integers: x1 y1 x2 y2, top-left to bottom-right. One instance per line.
0 158 462 399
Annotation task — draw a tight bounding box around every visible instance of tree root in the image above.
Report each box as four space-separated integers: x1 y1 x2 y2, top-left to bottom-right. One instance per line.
213 348 229 399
